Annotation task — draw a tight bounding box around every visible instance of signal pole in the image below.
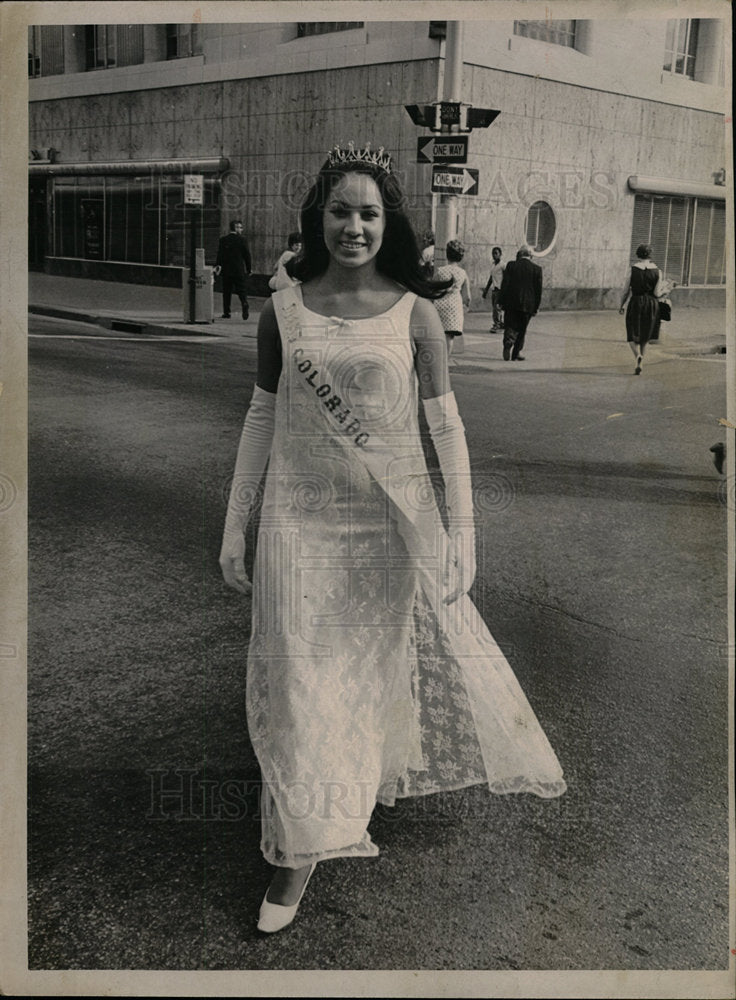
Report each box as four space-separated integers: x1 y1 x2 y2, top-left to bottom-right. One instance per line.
434 21 464 269
405 32 499 263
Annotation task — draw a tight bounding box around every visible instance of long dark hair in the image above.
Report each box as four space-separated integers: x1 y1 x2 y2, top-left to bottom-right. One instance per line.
288 158 451 299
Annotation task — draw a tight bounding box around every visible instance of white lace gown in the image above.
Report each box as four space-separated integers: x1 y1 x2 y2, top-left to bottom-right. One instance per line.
247 287 566 868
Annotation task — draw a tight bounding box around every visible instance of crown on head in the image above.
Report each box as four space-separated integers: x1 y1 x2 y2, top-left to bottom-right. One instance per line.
326 141 393 174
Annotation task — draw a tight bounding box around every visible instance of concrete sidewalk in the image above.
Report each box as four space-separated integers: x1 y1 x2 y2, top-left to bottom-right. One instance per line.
28 271 727 370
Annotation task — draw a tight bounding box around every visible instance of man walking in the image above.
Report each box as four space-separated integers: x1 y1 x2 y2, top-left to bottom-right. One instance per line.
214 220 252 320
481 245 505 332
498 245 543 361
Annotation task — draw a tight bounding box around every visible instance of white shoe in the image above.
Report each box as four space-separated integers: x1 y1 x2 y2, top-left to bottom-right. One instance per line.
257 863 317 933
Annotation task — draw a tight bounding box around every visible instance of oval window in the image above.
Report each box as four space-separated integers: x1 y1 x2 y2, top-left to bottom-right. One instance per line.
525 200 556 254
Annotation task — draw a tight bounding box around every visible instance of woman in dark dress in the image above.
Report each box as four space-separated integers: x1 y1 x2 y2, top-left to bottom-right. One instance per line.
619 244 661 375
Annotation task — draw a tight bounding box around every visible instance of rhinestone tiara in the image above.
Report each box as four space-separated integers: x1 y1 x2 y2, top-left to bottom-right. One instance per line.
326 141 393 173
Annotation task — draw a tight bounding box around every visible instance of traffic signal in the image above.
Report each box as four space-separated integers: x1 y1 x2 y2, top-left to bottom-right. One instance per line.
466 107 501 129
404 105 438 129
405 102 500 133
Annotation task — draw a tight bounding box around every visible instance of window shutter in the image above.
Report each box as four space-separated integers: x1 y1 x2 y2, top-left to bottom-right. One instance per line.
117 24 144 67
706 202 726 284
649 197 671 269
630 196 653 252
688 200 711 285
40 26 65 75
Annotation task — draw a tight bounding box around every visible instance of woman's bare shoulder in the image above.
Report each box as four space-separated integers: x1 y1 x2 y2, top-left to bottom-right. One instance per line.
410 294 444 332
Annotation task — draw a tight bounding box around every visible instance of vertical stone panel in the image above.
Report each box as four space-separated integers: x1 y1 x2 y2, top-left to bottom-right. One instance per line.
503 74 536 119
200 82 223 123
556 123 593 172
222 79 245 122
493 113 533 168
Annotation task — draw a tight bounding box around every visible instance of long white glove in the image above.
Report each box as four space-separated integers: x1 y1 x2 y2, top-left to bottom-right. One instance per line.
423 392 476 603
219 386 277 594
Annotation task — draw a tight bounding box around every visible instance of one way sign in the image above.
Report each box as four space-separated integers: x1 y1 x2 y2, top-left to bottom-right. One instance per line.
416 135 469 164
431 165 479 196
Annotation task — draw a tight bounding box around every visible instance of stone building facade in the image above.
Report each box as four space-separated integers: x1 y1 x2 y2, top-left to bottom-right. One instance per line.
28 18 729 307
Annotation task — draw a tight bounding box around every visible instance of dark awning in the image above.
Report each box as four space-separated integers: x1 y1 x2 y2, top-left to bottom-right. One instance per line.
28 157 230 177
627 175 726 200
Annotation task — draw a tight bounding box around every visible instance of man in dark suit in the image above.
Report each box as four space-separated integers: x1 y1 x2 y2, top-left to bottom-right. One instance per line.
498 244 543 361
214 220 252 319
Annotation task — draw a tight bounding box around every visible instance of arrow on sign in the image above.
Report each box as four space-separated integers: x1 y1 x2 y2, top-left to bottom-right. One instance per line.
458 168 476 194
417 136 435 164
431 166 479 195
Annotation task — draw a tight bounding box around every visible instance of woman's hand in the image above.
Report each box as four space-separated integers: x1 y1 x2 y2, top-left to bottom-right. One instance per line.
219 532 252 595
443 527 476 604
618 306 625 314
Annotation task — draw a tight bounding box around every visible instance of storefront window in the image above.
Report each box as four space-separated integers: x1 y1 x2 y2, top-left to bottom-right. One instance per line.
631 193 726 285
52 174 221 267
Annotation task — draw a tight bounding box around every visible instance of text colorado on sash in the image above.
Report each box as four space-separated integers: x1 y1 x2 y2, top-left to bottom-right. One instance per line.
292 348 370 448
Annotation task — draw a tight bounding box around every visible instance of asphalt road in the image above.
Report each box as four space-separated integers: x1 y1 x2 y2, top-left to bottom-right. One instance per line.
26 313 729 972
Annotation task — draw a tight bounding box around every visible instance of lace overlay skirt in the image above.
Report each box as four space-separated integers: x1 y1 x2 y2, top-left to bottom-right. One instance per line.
246 293 566 868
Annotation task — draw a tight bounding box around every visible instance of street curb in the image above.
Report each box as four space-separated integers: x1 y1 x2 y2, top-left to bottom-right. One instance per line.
29 303 726 357
29 304 227 338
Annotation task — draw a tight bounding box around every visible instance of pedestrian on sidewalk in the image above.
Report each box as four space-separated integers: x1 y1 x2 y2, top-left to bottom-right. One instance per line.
214 220 252 320
498 245 543 361
481 245 505 332
419 229 435 277
268 231 302 291
219 142 565 936
619 244 661 375
433 239 472 356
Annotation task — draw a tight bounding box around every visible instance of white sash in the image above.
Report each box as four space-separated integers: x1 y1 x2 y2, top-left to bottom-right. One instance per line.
271 284 453 587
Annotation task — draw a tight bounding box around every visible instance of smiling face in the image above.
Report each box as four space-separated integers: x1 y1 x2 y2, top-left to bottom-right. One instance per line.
322 173 386 270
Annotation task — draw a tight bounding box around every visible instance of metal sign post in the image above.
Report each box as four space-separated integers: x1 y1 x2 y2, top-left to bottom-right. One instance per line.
434 21 464 268
404 23 501 264
184 174 204 324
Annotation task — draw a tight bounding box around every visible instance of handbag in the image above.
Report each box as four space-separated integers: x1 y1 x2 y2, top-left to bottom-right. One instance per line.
655 274 675 323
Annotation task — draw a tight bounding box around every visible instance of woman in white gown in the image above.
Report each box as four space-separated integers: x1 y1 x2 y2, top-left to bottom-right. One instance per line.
220 144 566 933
